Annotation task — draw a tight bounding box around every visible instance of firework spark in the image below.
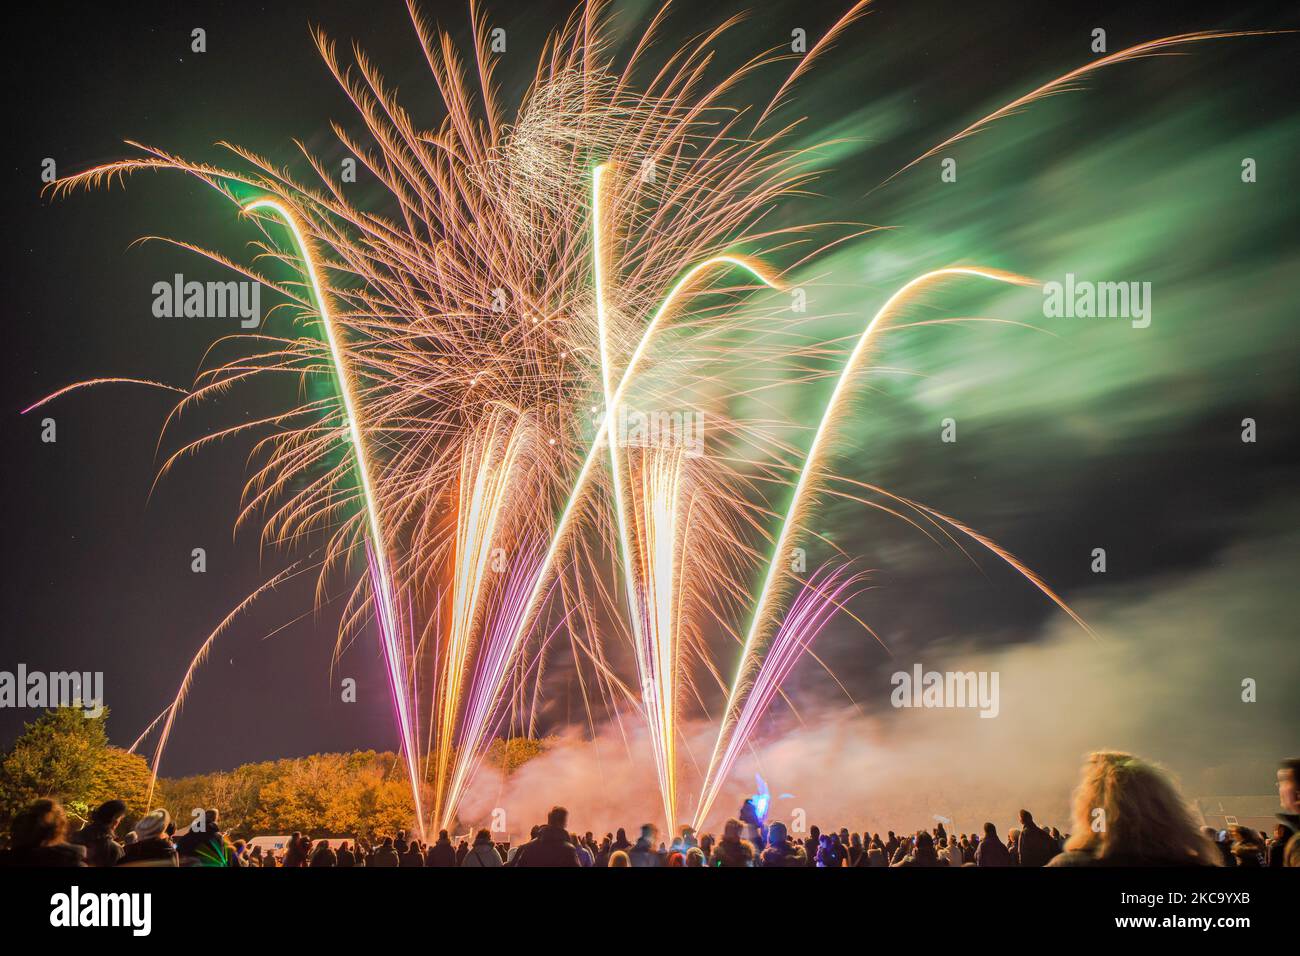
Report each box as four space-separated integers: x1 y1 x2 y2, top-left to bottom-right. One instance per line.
699 563 869 825
241 197 428 838
432 407 530 827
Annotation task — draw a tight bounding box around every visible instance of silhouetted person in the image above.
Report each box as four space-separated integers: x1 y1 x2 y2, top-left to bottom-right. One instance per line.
759 822 806 866
892 830 938 867
426 830 457 867
803 826 821 868
370 836 400 867
610 827 631 856
118 809 177 867
1 798 85 867
712 819 755 867
975 823 1012 866
461 829 504 867
71 799 126 867
282 832 306 868
627 824 663 867
1277 757 1300 866
400 841 424 867
511 806 581 867
174 808 239 867
1015 809 1060 867
310 841 338 867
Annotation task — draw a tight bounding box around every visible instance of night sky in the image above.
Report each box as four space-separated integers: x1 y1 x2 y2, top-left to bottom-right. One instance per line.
4 0 1296 791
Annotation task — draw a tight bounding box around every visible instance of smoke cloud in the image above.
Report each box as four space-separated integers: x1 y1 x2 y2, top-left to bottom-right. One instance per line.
459 521 1296 838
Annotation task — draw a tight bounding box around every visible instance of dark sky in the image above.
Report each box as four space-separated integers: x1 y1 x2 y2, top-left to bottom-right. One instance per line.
3 0 1296 780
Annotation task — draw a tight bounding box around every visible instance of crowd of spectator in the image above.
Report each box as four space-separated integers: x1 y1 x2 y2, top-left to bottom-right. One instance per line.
3 752 1297 868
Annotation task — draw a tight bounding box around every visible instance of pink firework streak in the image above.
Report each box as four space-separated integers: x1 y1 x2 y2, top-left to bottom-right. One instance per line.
366 539 427 837
696 564 868 829
439 544 554 828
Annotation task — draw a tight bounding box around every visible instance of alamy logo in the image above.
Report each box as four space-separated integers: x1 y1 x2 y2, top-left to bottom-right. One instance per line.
1042 273 1151 329
0 665 103 717
49 887 151 936
152 274 262 328
606 407 705 457
890 664 999 718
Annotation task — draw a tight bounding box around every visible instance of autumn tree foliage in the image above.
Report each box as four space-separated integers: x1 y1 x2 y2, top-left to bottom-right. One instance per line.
0 708 154 832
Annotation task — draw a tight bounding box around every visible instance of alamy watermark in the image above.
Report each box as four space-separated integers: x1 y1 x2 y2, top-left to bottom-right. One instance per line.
890 663 999 718
598 407 705 458
152 274 261 328
1043 273 1151 329
49 886 151 936
0 665 103 717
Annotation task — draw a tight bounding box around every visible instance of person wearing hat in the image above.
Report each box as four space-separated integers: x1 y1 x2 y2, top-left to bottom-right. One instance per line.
119 809 179 867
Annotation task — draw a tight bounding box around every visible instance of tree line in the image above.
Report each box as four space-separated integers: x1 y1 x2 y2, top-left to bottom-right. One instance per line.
0 708 550 841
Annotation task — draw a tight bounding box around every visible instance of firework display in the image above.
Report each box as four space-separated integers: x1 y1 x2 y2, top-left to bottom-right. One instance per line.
19 0 1287 847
